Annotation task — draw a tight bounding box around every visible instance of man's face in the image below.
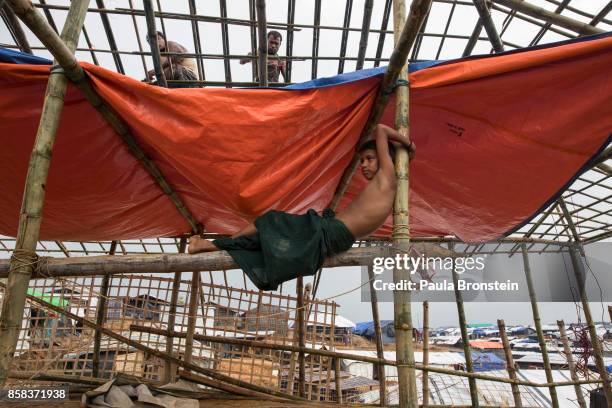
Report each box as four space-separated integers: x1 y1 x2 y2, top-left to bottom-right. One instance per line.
268 35 281 54
359 149 379 180
147 34 166 50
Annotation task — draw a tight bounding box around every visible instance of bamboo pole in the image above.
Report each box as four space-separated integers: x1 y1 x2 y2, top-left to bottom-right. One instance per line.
521 244 559 408
127 324 604 388
473 0 505 52
164 238 185 383
329 0 431 210
334 356 342 403
463 18 483 57
92 240 117 378
184 270 200 364
143 0 166 87
95 0 124 74
0 0 89 386
3 0 200 234
356 0 374 70
567 244 612 404
558 198 585 257
255 0 267 86
296 277 306 398
311 0 321 79
391 3 432 408
0 246 388 278
492 0 604 35
374 0 392 68
248 0 258 82
422 301 430 408
367 263 386 406
1 3 31 53
497 319 522 408
557 319 586 408
451 243 479 408
218 0 232 86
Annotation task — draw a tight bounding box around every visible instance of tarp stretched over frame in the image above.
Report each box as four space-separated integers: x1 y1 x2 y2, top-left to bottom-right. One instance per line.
0 33 610 242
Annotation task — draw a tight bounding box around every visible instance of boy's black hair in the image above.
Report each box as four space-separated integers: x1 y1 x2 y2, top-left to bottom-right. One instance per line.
358 140 396 163
268 30 283 41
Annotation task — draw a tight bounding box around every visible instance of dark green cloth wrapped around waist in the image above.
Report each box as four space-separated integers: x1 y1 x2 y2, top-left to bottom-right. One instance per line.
213 209 355 291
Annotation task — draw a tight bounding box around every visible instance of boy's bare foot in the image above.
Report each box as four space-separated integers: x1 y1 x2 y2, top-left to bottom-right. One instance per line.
188 236 219 254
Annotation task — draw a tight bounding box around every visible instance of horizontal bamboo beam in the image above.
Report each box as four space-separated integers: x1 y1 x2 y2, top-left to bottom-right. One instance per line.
7 0 200 234
492 0 604 35
329 0 431 209
128 325 603 389
0 246 389 278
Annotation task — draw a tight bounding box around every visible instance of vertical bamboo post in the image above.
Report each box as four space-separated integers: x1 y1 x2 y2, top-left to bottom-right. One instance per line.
422 301 430 408
557 319 586 408
567 245 612 404
450 243 479 408
497 319 522 408
92 240 117 378
521 244 559 408
391 1 432 407
164 237 186 382
367 263 386 406
0 0 89 386
296 276 306 398
143 0 167 87
331 301 342 403
255 0 267 86
334 356 342 403
184 270 199 364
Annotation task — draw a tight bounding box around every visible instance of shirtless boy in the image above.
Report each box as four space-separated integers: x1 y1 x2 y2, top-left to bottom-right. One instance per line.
189 124 415 290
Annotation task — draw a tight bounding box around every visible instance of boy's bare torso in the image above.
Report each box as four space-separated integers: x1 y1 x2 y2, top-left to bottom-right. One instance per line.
337 168 396 239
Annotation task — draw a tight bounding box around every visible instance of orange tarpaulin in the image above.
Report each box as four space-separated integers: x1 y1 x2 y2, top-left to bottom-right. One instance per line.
0 34 610 242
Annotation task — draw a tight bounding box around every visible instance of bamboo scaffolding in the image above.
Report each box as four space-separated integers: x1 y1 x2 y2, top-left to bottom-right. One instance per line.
0 246 388 278
248 0 258 82
184 270 200 364
187 0 204 80
1 2 31 53
557 319 586 408
13 286 307 402
92 240 117 377
311 0 321 79
329 0 431 210
493 0 604 35
337 0 354 74
356 0 374 71
255 0 267 86
567 244 612 404
219 0 232 86
0 0 89 386
422 301 429 408
285 0 296 81
164 238 185 383
497 319 522 408
473 0 505 52
367 263 386 406
451 243 479 408
143 0 167 87
463 18 484 57
558 198 584 256
95 0 124 74
296 276 306 397
521 244 559 408
374 0 393 68
391 2 432 408
334 357 342 403
127 325 603 388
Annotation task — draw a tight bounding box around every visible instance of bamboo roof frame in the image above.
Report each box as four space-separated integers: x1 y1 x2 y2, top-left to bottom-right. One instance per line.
0 0 609 255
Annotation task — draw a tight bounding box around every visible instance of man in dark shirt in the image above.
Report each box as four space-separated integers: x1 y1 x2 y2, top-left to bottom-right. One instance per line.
240 30 286 83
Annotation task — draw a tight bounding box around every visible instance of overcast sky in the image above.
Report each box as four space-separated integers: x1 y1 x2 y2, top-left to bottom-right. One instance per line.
1 0 610 327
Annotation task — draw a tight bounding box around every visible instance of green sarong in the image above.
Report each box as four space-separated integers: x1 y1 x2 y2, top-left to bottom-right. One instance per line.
213 209 355 291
